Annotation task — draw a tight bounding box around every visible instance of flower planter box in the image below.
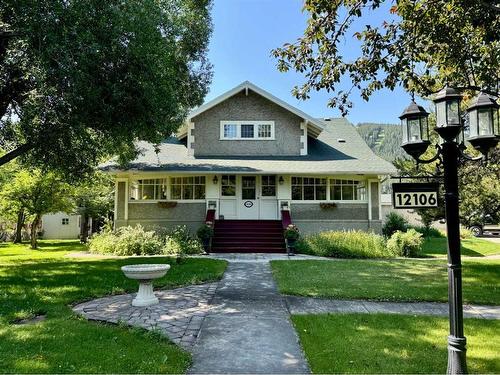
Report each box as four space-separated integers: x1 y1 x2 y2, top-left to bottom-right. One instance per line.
157 201 177 209
320 202 337 209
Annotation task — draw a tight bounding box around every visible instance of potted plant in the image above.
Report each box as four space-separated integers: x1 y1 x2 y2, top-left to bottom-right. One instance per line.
197 223 214 252
284 224 300 255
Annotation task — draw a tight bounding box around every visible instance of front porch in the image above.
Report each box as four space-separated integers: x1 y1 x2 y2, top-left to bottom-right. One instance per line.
114 173 383 234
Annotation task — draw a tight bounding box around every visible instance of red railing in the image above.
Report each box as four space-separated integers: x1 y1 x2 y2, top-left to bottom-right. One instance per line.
205 209 216 224
281 209 292 230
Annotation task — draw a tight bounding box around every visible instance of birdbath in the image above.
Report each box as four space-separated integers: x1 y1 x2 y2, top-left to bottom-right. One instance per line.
121 264 170 307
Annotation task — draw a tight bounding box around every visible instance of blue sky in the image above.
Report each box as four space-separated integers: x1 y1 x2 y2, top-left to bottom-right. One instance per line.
205 0 414 125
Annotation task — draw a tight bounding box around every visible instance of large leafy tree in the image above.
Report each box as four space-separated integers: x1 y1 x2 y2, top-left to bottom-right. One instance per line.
0 0 212 177
73 172 114 243
272 0 500 114
0 170 74 248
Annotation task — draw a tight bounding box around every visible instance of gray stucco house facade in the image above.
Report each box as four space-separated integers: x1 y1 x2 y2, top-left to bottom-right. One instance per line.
103 81 396 235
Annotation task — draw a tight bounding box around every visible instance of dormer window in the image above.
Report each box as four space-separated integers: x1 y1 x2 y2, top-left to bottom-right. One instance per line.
220 121 275 140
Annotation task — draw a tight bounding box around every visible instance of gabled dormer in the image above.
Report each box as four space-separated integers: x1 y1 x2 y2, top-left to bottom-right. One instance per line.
179 81 324 156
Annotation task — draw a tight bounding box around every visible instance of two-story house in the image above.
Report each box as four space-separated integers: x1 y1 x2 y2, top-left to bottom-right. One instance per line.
102 81 396 252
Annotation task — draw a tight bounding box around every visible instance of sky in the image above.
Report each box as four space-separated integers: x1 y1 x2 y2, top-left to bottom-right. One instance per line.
205 0 414 125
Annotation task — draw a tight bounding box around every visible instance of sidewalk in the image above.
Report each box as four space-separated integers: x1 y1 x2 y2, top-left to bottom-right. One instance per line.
285 296 500 320
188 261 310 374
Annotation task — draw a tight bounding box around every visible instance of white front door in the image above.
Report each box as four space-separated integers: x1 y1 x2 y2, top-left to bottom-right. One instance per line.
239 176 259 219
259 175 278 219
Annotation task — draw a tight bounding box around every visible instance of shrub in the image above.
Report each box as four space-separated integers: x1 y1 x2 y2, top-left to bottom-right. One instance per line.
460 228 473 239
295 230 392 259
88 229 117 254
410 225 444 238
284 224 300 241
387 229 423 257
163 225 203 257
382 212 409 237
196 224 214 240
88 225 163 255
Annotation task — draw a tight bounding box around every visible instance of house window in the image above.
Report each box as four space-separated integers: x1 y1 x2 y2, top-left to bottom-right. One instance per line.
261 175 276 197
330 179 367 201
291 177 327 200
220 121 274 140
221 175 236 196
129 179 168 200
61 218 69 225
223 123 237 139
258 124 272 138
240 124 254 138
170 176 206 200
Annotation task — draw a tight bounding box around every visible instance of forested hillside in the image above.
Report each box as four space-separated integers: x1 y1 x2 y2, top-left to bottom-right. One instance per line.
356 123 407 161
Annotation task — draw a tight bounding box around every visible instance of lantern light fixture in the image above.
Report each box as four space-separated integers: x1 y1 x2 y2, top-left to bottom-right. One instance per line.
433 86 464 141
212 175 218 184
399 101 430 160
466 92 500 155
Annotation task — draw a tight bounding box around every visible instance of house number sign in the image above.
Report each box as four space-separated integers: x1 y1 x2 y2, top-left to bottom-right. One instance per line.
244 201 253 208
392 182 439 209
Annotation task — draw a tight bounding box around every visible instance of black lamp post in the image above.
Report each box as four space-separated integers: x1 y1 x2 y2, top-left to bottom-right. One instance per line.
399 87 499 375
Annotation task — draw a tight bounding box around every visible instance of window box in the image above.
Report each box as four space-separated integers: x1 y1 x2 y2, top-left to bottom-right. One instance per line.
157 201 178 209
319 202 337 209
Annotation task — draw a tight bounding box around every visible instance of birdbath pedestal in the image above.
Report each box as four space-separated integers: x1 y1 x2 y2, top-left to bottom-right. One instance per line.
121 264 170 307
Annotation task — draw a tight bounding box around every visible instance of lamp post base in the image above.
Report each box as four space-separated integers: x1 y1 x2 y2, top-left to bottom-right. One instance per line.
447 335 467 374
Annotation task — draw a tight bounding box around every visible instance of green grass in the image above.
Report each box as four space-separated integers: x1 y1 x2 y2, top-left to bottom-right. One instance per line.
0 240 227 373
271 259 500 305
421 237 500 257
292 313 500 374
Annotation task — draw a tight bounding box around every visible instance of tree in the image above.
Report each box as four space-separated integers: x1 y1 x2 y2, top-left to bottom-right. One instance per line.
73 172 114 243
272 0 500 114
0 151 23 242
0 0 212 177
0 170 74 248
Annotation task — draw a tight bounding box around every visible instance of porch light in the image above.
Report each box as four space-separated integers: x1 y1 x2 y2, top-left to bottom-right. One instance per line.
212 175 218 184
466 92 500 155
433 86 463 141
279 176 285 185
399 101 430 160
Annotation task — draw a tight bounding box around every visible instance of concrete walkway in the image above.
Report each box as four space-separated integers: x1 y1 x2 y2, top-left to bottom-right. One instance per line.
286 296 500 320
188 261 310 374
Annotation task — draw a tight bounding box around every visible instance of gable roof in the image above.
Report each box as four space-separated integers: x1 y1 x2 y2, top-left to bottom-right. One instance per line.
101 118 396 175
180 81 324 138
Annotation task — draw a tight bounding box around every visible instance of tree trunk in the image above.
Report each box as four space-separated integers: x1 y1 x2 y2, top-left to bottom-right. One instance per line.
80 213 89 243
13 209 25 243
30 214 41 249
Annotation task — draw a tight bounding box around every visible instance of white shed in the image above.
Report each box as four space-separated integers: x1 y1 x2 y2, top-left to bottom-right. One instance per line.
41 212 81 239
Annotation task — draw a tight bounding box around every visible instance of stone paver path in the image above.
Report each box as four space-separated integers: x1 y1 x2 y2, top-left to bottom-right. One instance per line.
188 261 310 374
286 295 500 320
73 283 218 349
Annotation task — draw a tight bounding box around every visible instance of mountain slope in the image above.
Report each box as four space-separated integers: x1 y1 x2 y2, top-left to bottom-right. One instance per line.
356 123 407 162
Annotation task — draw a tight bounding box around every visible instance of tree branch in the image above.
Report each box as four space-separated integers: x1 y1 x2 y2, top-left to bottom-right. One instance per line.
0 143 33 166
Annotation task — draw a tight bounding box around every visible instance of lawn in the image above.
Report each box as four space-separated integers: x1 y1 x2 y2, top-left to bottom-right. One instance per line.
0 240 227 373
421 237 500 257
271 259 499 305
292 313 500 374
